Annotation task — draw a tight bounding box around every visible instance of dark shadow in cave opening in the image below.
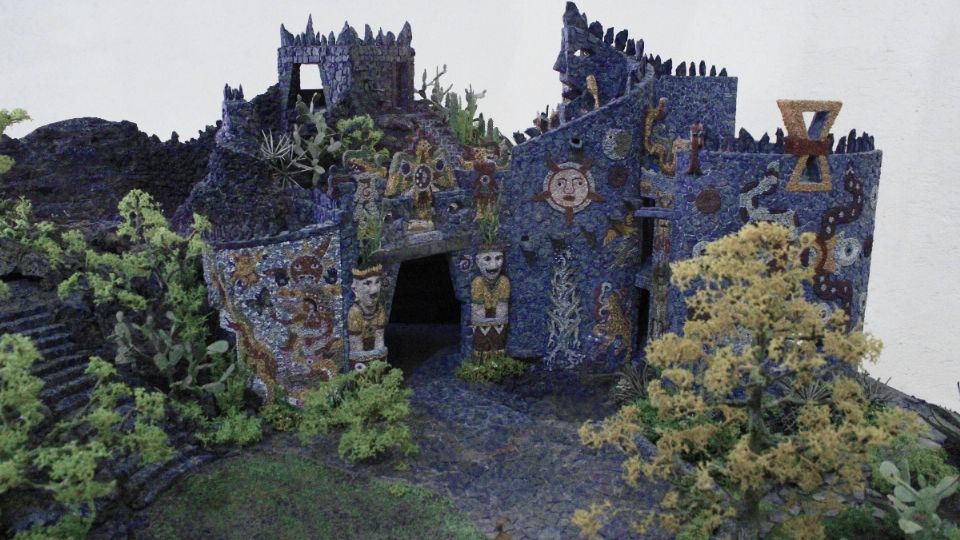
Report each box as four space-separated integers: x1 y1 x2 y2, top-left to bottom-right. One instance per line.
385 253 461 375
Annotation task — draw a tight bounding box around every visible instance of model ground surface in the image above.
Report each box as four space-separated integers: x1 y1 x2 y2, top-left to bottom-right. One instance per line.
136 325 665 539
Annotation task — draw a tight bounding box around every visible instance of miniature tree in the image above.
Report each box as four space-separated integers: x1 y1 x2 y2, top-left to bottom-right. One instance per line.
577 222 918 539
0 108 30 175
58 190 212 345
0 196 64 300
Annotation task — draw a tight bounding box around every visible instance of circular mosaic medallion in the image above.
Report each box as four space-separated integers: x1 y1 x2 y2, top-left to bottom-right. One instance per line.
602 129 632 160
694 188 722 214
833 234 861 267
608 166 628 188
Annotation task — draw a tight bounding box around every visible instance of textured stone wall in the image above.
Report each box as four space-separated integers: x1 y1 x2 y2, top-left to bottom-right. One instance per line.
655 75 738 148
205 224 345 403
667 148 882 333
501 80 656 368
277 19 414 127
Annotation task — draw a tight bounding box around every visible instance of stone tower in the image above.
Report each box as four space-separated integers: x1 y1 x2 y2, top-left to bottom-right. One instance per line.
277 16 415 129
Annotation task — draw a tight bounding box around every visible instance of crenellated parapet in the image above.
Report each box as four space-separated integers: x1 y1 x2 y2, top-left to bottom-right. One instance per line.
277 16 415 130
552 2 730 125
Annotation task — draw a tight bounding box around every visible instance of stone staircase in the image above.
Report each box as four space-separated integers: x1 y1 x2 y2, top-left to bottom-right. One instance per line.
0 301 218 535
0 304 96 417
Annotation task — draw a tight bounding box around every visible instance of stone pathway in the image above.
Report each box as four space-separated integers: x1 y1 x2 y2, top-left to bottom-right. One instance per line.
398 347 667 539
288 325 670 539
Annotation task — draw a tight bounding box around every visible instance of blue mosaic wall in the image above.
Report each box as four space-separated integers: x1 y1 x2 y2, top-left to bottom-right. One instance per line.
501 81 656 367
200 2 885 381
665 149 882 335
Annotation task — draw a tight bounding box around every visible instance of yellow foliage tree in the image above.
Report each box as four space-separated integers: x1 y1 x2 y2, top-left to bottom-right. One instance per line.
578 222 919 539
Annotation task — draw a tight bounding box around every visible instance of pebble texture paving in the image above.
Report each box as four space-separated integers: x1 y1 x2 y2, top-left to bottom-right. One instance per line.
321 325 669 539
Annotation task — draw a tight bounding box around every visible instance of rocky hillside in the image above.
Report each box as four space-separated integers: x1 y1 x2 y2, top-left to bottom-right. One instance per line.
0 117 216 222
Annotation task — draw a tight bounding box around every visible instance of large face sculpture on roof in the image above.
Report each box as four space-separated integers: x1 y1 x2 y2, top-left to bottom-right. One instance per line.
553 2 632 120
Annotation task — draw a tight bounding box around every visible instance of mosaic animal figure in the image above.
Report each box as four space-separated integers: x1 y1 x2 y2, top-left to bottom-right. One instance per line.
592 282 632 358
738 162 798 232
807 165 865 322
230 250 264 290
208 268 279 400
643 98 688 176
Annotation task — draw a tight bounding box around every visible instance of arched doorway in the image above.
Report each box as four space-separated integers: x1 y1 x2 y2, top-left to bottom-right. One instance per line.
386 253 461 374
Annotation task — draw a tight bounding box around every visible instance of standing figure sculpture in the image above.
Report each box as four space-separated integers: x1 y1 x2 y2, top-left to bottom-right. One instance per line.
470 246 510 358
347 264 387 371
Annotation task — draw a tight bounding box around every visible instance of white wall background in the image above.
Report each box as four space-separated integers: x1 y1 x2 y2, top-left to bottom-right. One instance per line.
1 0 958 410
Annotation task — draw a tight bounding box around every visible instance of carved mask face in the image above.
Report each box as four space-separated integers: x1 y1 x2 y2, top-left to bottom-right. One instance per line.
476 249 504 282
351 274 382 312
291 256 324 284
549 169 590 208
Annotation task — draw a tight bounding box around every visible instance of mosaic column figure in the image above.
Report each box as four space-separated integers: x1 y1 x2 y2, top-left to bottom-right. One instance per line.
347 264 387 371
470 246 510 358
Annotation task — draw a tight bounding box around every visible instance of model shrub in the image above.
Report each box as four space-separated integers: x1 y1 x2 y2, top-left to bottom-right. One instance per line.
576 222 920 539
878 459 959 539
415 65 508 149
0 197 65 269
57 190 232 387
455 353 527 383
298 360 417 463
335 114 384 156
0 334 172 538
822 504 900 540
57 190 259 445
0 108 30 175
58 190 211 342
871 434 958 495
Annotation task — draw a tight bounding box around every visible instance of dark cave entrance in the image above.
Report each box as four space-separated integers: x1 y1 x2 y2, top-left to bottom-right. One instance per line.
386 254 461 375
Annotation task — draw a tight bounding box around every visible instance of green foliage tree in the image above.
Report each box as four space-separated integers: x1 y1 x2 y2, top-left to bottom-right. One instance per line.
56 191 256 445
0 334 173 537
259 95 340 190
871 434 957 496
0 197 65 269
260 100 388 193
335 114 383 155
111 311 232 397
444 86 506 148
415 65 509 149
58 189 212 344
577 222 919 539
298 360 417 463
0 108 30 175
